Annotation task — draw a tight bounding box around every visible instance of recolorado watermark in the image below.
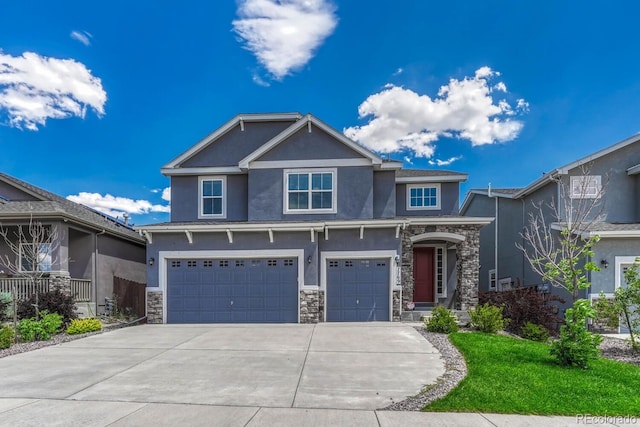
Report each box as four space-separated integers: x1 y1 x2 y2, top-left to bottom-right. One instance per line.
577 414 637 424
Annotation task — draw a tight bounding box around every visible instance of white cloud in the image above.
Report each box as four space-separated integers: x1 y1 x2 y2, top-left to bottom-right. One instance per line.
70 30 93 46
233 0 338 80
393 67 403 76
67 192 170 218
0 51 106 130
161 187 171 202
403 156 413 165
428 156 462 166
344 67 527 158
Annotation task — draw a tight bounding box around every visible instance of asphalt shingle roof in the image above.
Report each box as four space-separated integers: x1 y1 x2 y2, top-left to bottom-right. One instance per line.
0 173 143 243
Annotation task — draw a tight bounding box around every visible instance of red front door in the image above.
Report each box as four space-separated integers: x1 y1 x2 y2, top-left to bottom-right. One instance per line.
413 247 434 303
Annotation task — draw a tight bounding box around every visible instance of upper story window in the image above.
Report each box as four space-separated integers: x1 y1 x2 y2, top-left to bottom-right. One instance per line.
407 183 440 210
570 175 601 199
284 169 336 214
199 176 226 218
19 243 52 272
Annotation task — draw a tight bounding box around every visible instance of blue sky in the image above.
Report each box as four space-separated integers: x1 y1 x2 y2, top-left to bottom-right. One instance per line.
1 1 639 225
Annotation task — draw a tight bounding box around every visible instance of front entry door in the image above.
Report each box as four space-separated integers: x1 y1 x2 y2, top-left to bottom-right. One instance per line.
413 247 434 303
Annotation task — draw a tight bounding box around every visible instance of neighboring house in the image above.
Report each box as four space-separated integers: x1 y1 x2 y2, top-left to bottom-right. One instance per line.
0 173 146 315
138 113 491 324
461 133 640 326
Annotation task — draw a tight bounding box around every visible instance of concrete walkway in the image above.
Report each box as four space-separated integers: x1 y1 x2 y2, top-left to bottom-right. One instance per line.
0 324 608 426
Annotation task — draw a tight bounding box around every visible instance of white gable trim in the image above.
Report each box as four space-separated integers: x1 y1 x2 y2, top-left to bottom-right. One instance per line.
251 158 371 169
239 114 382 169
410 232 465 243
163 113 302 169
397 175 468 183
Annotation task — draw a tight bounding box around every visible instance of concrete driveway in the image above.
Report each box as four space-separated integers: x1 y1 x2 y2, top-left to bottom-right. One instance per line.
0 323 443 420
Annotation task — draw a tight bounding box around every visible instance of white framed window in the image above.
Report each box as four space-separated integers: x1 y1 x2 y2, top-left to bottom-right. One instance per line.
199 176 226 218
19 243 52 272
570 175 601 199
407 183 440 210
489 269 496 290
284 169 336 214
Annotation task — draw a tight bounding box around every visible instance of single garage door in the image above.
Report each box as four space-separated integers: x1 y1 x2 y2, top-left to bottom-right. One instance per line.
326 258 390 322
166 257 298 323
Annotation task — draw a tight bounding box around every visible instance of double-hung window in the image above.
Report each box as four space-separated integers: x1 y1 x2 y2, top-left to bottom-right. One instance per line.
285 169 336 213
19 243 52 272
199 176 226 218
407 184 440 210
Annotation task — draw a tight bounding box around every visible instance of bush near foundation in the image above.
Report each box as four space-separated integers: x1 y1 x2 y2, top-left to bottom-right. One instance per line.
66 318 102 335
0 325 14 349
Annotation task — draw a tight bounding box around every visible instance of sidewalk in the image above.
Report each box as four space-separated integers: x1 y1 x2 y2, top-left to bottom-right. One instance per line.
0 399 598 426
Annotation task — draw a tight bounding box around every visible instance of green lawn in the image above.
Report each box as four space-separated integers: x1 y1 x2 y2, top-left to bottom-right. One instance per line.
425 332 640 415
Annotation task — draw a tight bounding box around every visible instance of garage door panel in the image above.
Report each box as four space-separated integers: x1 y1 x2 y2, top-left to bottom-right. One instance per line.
326 258 390 322
167 257 298 324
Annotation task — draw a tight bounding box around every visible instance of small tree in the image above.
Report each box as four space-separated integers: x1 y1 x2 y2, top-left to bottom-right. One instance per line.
0 216 61 328
517 164 606 367
517 165 606 302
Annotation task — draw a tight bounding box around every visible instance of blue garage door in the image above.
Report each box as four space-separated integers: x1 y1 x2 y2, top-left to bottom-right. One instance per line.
326 258 390 322
166 258 298 323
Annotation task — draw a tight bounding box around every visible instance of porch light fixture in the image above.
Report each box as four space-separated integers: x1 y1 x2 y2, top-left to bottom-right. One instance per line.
307 256 312 264
600 259 608 269
149 257 155 266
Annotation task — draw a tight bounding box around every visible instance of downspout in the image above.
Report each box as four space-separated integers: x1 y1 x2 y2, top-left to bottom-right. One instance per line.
488 184 498 290
94 229 106 315
521 197 526 285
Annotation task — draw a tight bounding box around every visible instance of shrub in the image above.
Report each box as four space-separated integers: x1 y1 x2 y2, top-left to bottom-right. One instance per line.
469 303 509 333
550 299 602 368
425 306 459 334
66 318 102 335
17 318 43 342
480 287 564 336
17 289 77 324
17 312 63 342
0 293 11 323
0 325 14 349
521 322 549 342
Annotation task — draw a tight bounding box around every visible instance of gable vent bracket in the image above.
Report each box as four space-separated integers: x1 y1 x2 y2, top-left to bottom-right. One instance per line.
395 224 401 239
240 118 244 131
268 228 274 243
310 228 315 243
359 225 365 239
184 230 193 244
324 227 329 241
226 229 233 244
308 119 312 133
142 230 152 244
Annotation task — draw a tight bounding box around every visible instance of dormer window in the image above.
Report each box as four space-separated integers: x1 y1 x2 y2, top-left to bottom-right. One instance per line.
199 176 226 218
284 169 336 214
407 183 441 210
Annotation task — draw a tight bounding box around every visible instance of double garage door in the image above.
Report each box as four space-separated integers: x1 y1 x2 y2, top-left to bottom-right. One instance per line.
167 257 298 323
166 256 390 323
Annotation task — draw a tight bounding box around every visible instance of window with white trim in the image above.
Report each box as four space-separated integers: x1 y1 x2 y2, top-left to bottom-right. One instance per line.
199 177 225 218
407 184 440 210
570 175 601 199
19 243 52 272
284 169 336 213
489 269 496 290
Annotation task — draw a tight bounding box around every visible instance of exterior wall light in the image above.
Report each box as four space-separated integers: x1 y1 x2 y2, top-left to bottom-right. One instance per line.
601 259 609 269
149 257 155 266
307 256 312 264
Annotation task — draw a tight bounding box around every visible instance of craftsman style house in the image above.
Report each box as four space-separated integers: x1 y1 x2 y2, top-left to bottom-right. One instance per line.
139 113 491 323
0 173 146 315
461 133 640 332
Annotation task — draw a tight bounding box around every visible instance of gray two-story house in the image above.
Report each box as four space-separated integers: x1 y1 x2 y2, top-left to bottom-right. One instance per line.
138 113 491 323
461 133 640 322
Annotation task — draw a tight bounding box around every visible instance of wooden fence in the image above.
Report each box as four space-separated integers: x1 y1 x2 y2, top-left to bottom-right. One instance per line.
113 276 146 319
